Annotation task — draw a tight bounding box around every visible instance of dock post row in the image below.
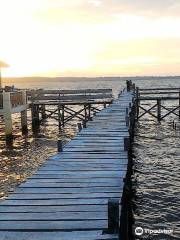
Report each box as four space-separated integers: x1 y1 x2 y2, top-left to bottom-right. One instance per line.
0 82 136 240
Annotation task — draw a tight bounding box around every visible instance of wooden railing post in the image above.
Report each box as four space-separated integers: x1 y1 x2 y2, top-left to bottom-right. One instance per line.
77 123 82 132
179 90 180 120
21 91 28 134
124 137 130 151
136 87 139 119
3 91 13 141
31 104 40 131
157 99 161 121
125 108 129 127
57 140 63 152
108 199 119 234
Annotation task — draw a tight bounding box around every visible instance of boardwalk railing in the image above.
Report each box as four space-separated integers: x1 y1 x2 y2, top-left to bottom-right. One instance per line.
135 87 180 121
27 89 113 103
28 89 113 129
0 91 28 140
0 91 25 109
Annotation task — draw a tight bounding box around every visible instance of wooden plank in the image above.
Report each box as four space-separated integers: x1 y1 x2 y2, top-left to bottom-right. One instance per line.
30 173 126 179
45 159 128 164
7 192 122 200
0 231 118 240
0 205 109 213
24 177 125 183
0 199 119 206
40 166 127 171
0 212 108 220
49 155 127 159
19 182 122 188
0 220 107 230
14 187 123 194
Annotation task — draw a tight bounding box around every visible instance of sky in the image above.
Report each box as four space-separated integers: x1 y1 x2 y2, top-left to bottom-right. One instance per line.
0 0 180 77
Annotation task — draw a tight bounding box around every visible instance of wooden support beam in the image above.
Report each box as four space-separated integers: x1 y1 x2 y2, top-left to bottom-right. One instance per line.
157 99 161 121
136 87 139 119
179 91 180 120
88 104 91 120
84 104 87 123
58 104 61 129
62 105 64 127
31 104 40 131
138 104 158 119
41 105 46 119
21 91 28 134
160 105 180 119
57 140 63 152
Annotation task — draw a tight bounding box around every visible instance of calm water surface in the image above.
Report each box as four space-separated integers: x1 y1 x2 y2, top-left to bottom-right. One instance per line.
0 77 179 239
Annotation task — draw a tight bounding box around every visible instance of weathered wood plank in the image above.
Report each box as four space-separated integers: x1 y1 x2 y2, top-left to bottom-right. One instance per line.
0 212 108 220
0 199 120 206
0 220 107 230
0 205 109 213
14 187 123 194
7 192 122 200
19 181 122 188
0 231 118 240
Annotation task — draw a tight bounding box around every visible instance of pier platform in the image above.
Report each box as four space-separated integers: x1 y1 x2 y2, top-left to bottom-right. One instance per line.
0 88 134 240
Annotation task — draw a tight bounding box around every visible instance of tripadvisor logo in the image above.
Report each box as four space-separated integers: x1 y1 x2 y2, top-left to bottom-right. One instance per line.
135 227 144 236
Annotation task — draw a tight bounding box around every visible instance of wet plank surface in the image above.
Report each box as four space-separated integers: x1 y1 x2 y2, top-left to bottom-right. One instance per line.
0 90 133 240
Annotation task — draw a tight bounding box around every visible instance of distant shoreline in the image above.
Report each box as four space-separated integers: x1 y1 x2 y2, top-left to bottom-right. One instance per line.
4 76 180 82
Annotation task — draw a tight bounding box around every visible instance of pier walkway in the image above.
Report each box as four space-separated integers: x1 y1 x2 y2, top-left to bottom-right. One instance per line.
0 89 134 240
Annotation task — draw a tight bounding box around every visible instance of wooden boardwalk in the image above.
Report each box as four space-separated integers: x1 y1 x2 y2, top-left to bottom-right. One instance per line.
0 89 134 240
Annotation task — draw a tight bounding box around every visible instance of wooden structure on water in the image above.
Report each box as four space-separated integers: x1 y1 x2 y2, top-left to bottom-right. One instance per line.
0 89 113 141
28 89 113 129
0 83 136 240
0 90 28 140
136 87 180 121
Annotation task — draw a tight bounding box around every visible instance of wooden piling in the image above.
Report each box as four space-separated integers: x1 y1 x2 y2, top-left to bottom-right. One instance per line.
88 104 91 120
57 140 63 152
124 137 130 151
108 199 119 234
135 87 139 119
58 104 61 129
157 99 161 121
179 90 180 120
62 105 64 127
126 80 130 92
41 105 46 120
77 123 82 132
3 91 13 141
21 91 28 134
82 119 86 128
84 105 87 122
125 114 129 127
31 104 40 131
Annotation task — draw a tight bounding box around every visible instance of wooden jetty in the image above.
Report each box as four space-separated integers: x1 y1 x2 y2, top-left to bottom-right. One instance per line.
28 88 113 129
0 88 113 141
0 83 136 240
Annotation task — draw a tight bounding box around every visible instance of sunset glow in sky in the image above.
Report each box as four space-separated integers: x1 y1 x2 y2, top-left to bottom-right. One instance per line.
1 0 180 77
